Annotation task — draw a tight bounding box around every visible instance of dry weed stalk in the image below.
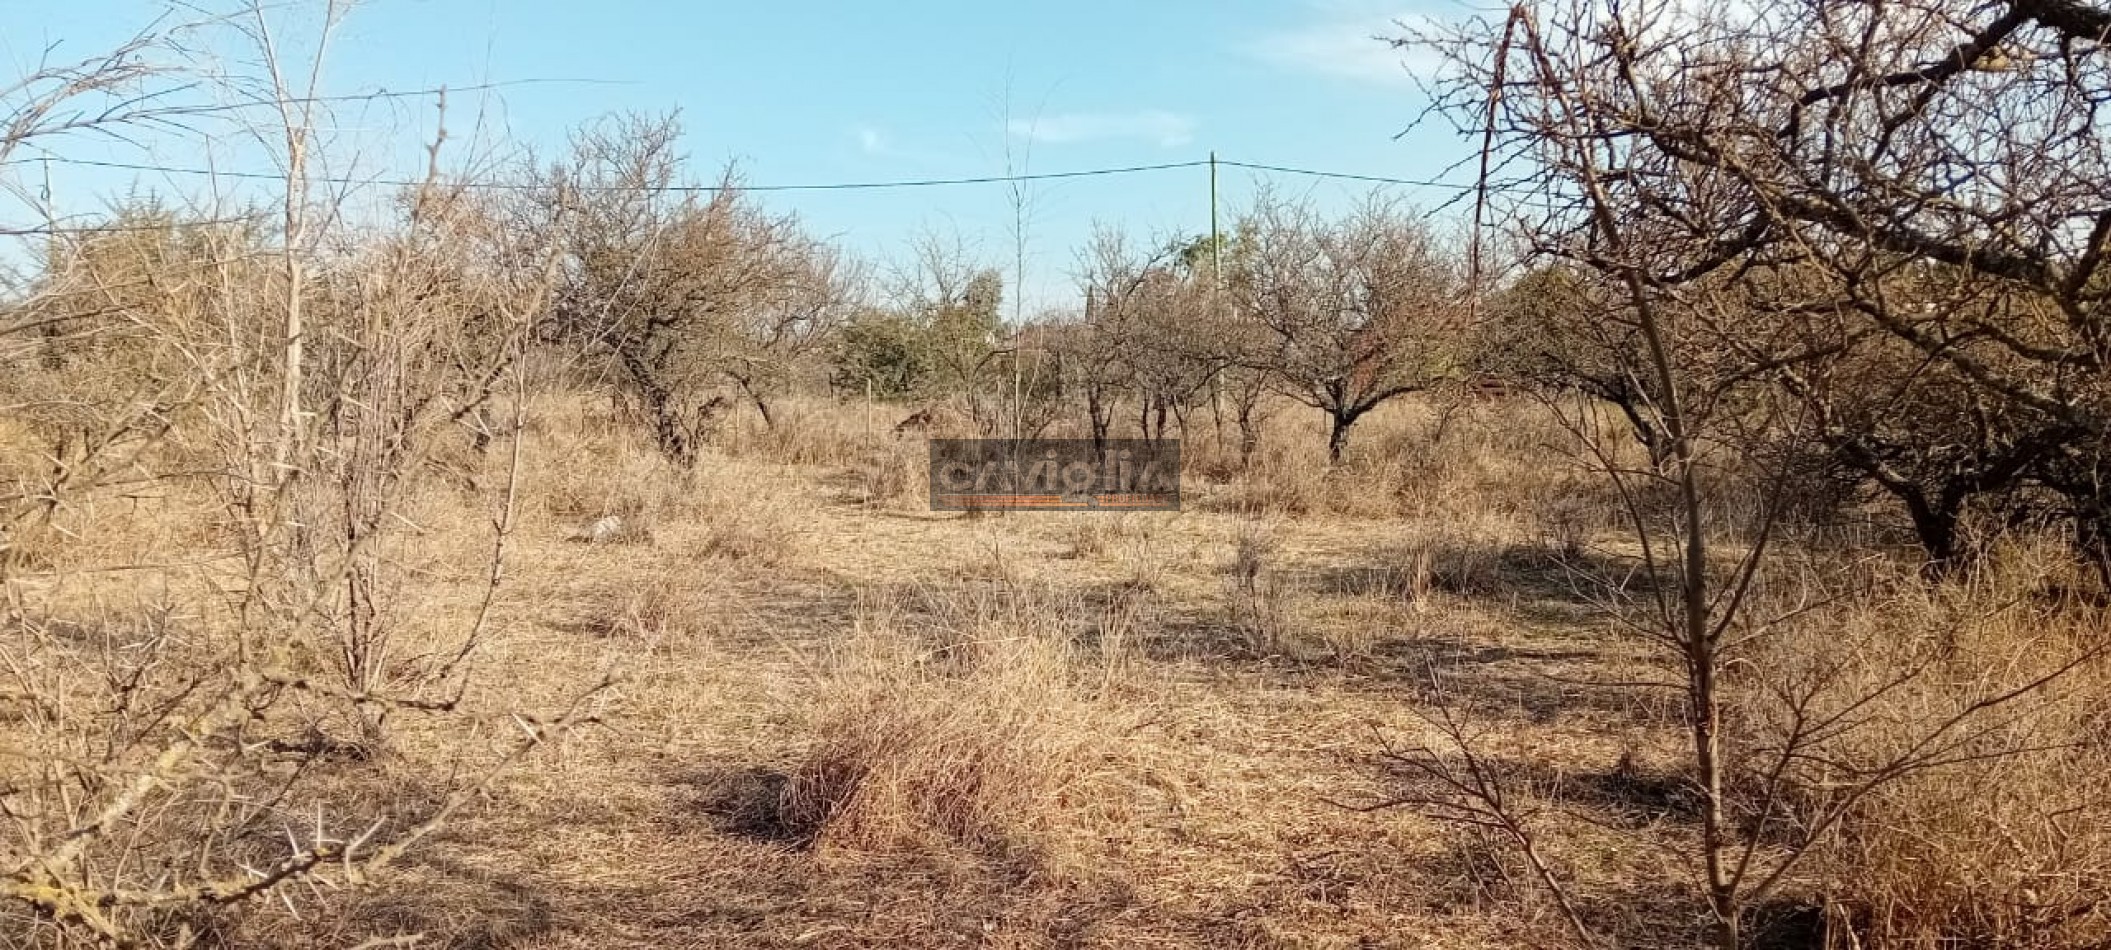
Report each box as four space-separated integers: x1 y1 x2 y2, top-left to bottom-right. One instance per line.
1346 677 1598 947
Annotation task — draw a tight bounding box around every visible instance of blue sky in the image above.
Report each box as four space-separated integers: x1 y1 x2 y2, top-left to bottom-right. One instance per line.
4 0 1484 309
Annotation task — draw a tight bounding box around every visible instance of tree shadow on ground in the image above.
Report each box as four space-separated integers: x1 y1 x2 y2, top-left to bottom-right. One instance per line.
1406 834 1830 949
1404 828 1705 946
1128 574 1622 696
339 854 558 950
1367 747 1832 945
676 764 807 845
1396 663 1686 727
1314 539 1660 607
219 820 560 949
1400 810 1844 947
1388 750 1707 830
1364 635 1598 671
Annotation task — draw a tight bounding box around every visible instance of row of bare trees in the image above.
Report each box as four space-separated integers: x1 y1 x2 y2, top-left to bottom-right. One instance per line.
1043 196 1473 463
523 89 2108 593
814 193 1475 463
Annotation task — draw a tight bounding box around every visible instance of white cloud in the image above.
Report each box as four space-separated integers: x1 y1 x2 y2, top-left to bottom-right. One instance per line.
849 124 956 165
1246 4 1449 88
1007 110 1197 149
853 124 897 156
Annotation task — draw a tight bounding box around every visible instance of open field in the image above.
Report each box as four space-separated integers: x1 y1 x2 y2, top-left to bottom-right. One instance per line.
10 391 2103 949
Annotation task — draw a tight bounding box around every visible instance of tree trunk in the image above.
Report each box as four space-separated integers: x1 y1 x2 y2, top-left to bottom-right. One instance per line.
1326 410 1354 464
1902 492 1964 576
620 349 693 466
1688 630 1738 950
1087 387 1112 457
2073 493 2111 595
1614 395 1671 469
1210 377 1226 459
1234 387 1263 470
748 387 774 430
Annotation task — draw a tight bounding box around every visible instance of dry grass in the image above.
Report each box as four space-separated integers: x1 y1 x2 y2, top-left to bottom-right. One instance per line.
778 585 1140 866
1736 540 2111 947
527 396 694 532
1058 512 1140 560
8 386 2108 949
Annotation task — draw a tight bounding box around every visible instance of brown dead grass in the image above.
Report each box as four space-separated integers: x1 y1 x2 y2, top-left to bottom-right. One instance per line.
777 585 1141 865
1740 539 2111 947
9 390 2108 949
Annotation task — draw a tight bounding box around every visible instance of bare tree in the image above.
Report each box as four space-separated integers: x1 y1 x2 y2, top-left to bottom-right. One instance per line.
1440 0 2111 576
1399 2 2111 946
0 12 605 943
1071 227 1231 451
1487 263 1675 467
718 238 862 427
237 0 349 478
1230 194 1469 463
537 112 851 462
309 143 569 742
0 21 208 579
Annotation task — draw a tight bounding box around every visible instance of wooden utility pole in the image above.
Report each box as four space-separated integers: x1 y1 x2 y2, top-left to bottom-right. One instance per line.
1209 151 1226 457
1209 151 1222 283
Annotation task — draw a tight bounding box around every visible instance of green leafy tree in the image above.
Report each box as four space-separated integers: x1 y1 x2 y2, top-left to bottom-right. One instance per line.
832 308 931 399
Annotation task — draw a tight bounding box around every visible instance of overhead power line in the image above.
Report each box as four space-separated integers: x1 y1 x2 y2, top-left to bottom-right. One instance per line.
1216 160 1467 190
21 155 1478 194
